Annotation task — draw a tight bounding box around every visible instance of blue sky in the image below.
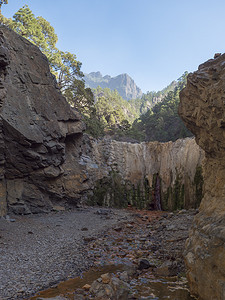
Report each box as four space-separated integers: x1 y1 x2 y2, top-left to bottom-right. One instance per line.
2 0 225 92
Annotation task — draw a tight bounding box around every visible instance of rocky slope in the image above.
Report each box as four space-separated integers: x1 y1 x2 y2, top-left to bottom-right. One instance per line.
84 71 143 100
179 53 225 300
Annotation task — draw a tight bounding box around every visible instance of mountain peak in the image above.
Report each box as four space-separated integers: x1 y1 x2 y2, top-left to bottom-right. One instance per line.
84 72 142 100
88 71 103 78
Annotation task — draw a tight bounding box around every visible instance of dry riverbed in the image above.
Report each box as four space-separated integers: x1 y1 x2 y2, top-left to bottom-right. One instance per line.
0 207 132 300
0 207 198 300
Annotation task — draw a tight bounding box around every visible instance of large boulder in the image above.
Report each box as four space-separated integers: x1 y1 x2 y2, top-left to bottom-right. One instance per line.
179 53 225 299
0 26 86 215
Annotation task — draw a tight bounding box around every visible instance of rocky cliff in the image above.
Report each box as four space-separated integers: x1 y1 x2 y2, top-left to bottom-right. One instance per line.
179 53 225 300
80 137 204 210
84 71 143 100
0 26 86 215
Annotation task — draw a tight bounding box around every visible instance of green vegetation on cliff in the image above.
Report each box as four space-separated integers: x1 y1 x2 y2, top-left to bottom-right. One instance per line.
85 76 192 142
127 72 193 142
128 80 177 116
84 79 184 140
1 5 95 121
89 87 138 135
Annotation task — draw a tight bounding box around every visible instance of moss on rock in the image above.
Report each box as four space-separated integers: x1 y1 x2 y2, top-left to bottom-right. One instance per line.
90 167 203 211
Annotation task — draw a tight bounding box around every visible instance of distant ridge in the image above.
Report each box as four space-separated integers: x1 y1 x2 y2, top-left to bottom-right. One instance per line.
84 71 143 100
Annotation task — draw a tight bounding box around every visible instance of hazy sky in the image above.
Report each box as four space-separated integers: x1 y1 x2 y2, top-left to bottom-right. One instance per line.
3 0 225 92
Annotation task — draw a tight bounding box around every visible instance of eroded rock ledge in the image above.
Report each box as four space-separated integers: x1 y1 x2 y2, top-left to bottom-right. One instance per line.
179 53 225 300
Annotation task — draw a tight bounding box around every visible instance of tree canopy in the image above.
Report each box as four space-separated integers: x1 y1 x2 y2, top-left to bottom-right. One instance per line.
1 5 94 117
0 0 8 14
91 87 138 135
127 72 192 142
2 5 83 82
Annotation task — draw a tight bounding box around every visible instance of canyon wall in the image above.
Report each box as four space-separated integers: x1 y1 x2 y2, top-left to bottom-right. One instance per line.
81 137 204 210
179 53 225 300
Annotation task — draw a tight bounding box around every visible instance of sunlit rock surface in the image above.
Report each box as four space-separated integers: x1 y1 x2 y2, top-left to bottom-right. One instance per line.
80 137 204 210
179 53 225 300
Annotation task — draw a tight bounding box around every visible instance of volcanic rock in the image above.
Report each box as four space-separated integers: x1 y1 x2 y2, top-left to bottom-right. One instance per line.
0 25 85 215
179 53 225 300
83 136 204 210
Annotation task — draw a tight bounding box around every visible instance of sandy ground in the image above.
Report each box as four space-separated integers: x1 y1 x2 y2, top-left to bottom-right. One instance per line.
0 207 133 300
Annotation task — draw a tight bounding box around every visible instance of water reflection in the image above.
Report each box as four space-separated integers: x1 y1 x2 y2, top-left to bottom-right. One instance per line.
30 264 195 300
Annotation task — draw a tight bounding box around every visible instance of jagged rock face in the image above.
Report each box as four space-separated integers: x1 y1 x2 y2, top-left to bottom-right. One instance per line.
0 26 85 215
179 54 225 300
80 137 204 210
84 72 143 100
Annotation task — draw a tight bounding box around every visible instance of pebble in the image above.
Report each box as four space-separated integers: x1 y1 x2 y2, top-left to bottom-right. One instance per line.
5 215 16 222
81 227 88 231
138 258 152 270
101 273 111 284
114 226 122 232
126 223 134 228
82 283 91 290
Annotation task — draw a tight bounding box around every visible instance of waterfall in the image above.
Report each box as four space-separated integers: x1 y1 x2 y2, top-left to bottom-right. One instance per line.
154 174 162 210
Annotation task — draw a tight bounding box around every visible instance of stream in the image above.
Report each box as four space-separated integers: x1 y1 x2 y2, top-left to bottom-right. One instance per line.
30 264 194 299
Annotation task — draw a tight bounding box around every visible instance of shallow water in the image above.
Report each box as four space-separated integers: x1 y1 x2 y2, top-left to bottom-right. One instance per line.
30 264 195 300
30 265 124 299
130 275 195 299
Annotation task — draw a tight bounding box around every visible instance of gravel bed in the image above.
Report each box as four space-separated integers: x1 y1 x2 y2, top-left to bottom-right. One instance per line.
0 207 132 300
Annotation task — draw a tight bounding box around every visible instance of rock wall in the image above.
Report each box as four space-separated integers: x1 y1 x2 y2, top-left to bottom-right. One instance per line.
179 54 225 299
0 26 86 215
80 137 204 210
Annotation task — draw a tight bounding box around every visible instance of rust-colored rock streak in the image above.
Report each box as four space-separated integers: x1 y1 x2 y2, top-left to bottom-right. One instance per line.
179 53 225 300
